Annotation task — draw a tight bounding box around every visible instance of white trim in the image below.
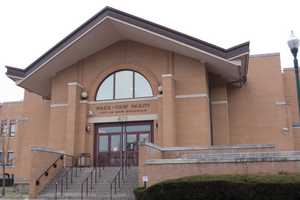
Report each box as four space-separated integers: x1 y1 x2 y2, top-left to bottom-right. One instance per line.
31 146 70 156
4 165 15 168
161 74 173 78
176 93 208 99
50 103 67 108
18 16 241 85
88 114 158 123
80 100 89 104
16 117 29 123
15 79 23 85
250 52 280 58
275 101 287 105
0 150 14 153
211 100 228 105
67 82 84 88
86 96 159 104
228 52 249 60
108 17 240 66
0 101 23 105
229 59 242 66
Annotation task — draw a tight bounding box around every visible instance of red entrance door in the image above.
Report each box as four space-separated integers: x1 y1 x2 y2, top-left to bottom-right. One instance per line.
94 121 153 167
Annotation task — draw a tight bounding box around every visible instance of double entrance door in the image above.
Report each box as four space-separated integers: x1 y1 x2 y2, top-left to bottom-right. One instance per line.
94 121 153 167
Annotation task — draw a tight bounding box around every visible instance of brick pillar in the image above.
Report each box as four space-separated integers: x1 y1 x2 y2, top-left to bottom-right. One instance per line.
78 101 88 155
65 82 81 155
210 85 230 145
162 74 176 147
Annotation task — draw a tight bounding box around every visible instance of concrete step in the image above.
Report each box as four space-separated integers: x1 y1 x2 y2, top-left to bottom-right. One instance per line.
39 167 138 200
40 167 93 197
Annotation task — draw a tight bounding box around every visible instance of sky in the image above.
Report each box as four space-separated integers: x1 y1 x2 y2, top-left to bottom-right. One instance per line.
0 0 300 102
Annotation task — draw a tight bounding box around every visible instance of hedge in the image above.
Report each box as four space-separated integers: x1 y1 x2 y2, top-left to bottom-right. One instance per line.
134 173 300 200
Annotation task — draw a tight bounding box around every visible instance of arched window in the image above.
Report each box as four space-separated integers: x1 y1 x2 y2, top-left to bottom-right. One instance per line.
96 70 153 100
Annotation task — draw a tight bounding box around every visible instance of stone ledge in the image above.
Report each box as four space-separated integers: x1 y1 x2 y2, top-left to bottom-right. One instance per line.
142 143 275 152
31 146 67 155
145 151 300 165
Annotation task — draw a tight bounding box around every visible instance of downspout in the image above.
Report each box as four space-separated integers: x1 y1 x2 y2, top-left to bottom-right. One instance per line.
207 73 214 146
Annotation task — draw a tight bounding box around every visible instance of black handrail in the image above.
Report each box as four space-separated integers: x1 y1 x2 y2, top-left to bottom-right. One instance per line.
110 167 122 200
109 150 129 200
54 157 79 199
35 155 65 186
81 166 102 200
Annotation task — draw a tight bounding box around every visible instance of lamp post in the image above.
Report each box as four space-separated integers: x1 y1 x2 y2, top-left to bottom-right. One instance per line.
288 31 300 122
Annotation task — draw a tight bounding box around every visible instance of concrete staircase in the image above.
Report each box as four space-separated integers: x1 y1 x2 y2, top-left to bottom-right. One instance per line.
38 167 138 200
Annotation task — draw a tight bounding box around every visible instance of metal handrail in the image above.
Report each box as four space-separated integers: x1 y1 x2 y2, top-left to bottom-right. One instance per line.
80 166 102 200
54 155 78 199
109 150 129 200
109 167 122 200
35 155 65 186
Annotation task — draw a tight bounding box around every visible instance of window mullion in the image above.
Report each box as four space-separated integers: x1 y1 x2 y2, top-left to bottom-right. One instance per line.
133 72 135 98
113 73 116 100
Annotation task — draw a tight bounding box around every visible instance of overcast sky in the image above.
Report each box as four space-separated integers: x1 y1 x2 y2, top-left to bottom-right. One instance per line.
0 0 300 102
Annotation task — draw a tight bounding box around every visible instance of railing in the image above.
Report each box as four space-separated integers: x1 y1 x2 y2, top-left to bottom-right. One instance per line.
35 155 65 186
110 167 122 200
78 150 130 200
109 150 129 200
80 166 102 200
54 156 79 200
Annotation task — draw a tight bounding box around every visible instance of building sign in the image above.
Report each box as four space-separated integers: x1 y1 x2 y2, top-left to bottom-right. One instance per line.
94 103 151 115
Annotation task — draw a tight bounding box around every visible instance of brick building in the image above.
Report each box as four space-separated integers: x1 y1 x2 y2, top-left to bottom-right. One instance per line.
2 7 300 198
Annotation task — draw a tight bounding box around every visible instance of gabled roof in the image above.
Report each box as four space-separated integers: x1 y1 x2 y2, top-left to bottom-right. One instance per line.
6 6 249 98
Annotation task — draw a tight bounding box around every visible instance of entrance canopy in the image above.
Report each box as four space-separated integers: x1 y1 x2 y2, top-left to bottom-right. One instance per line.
6 7 249 98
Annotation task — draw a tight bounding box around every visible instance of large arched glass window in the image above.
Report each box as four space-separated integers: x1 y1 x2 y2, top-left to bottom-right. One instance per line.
96 70 153 100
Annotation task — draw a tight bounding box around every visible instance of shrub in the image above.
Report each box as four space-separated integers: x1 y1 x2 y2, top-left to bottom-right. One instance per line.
134 187 146 200
135 174 300 200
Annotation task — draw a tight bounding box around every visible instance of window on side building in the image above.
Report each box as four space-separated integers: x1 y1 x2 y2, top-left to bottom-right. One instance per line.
0 152 14 166
0 120 8 136
9 121 16 137
7 152 14 166
96 70 153 101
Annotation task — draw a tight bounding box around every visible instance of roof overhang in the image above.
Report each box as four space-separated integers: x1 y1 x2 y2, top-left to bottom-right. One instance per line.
6 7 249 98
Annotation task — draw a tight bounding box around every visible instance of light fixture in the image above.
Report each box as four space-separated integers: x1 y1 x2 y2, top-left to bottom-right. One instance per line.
80 91 88 100
88 110 95 117
85 124 91 133
158 85 163 95
288 31 300 53
287 31 300 123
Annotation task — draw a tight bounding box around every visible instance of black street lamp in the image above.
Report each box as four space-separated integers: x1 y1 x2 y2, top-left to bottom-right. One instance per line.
288 31 300 122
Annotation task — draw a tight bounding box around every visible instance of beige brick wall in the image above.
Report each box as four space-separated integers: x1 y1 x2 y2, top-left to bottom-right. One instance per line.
142 161 300 187
16 91 50 181
283 69 299 123
228 54 294 150
210 85 230 145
